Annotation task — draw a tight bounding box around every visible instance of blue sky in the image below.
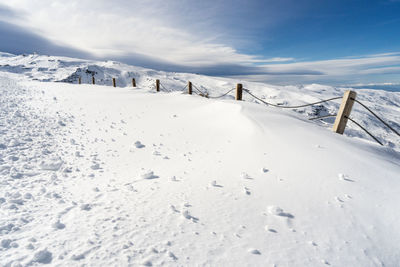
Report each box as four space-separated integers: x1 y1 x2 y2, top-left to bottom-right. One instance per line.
0 0 400 86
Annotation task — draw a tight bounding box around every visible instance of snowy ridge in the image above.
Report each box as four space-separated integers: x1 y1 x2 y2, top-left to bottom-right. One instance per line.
1 53 399 151
0 53 400 266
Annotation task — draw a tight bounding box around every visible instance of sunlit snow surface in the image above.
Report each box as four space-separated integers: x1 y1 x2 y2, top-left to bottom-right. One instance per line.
1 53 399 150
0 53 399 266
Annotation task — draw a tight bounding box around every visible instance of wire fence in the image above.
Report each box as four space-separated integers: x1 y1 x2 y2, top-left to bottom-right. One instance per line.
98 77 397 147
79 76 400 147
153 80 399 147
352 98 400 137
243 88 397 146
346 116 384 146
191 83 236 99
243 88 343 109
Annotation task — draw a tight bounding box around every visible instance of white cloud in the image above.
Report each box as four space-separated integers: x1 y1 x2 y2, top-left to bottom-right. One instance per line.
259 53 400 76
0 0 277 66
227 53 400 84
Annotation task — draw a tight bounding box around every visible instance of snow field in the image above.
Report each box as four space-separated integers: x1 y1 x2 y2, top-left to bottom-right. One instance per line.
1 76 399 266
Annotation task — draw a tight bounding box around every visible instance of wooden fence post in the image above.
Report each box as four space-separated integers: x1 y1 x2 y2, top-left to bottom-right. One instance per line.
333 90 357 134
92 76 95 85
236 83 243 101
132 78 136 87
112 78 116 87
78 77 81 84
156 79 160 92
188 81 192 95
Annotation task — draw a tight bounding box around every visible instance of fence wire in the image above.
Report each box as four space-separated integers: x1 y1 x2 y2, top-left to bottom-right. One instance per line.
345 116 383 146
309 114 337 121
208 88 236 99
243 89 342 109
192 84 208 97
192 84 236 99
352 98 400 137
160 82 173 92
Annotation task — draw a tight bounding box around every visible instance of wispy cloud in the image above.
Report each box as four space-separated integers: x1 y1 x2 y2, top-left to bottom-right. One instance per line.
0 0 289 66
234 53 400 84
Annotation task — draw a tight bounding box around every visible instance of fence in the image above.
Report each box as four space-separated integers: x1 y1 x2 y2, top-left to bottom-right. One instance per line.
78 76 399 146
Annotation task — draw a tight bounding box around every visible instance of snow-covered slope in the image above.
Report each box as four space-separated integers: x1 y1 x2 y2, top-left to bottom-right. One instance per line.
0 53 399 266
1 53 399 151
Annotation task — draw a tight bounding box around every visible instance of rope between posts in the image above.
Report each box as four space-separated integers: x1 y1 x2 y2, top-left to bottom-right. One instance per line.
243 89 342 109
309 114 337 121
207 88 236 99
160 83 172 92
352 98 400 137
345 116 383 146
192 84 208 97
192 83 236 99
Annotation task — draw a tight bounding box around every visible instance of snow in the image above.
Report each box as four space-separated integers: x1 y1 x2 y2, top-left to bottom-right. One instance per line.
0 53 399 266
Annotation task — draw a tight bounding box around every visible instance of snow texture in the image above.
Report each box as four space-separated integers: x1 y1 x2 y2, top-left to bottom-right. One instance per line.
0 52 399 266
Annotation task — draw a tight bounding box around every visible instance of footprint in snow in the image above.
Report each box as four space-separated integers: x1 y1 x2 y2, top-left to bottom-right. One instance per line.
32 249 53 264
134 141 145 148
267 206 294 219
241 172 253 180
80 204 92 211
210 180 223 187
170 205 180 213
142 260 153 266
170 176 179 182
52 221 65 230
91 163 101 170
248 249 261 255
141 170 159 180
168 251 178 260
182 210 199 222
338 173 355 182
265 225 277 233
335 196 344 203
244 187 251 195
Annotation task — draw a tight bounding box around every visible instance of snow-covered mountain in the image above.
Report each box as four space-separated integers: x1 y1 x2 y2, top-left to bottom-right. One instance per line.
0 53 399 266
